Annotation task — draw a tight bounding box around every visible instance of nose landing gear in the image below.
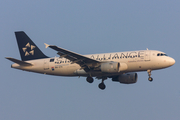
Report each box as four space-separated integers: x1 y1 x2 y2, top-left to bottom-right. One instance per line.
147 69 153 82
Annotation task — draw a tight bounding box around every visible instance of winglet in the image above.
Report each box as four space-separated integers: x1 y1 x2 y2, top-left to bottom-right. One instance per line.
44 43 50 48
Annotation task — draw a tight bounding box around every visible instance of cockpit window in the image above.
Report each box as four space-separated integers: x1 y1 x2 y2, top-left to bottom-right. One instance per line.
157 53 168 56
50 59 54 62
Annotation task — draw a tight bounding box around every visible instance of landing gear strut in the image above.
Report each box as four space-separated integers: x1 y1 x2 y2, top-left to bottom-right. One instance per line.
86 76 94 83
98 77 107 90
147 69 153 82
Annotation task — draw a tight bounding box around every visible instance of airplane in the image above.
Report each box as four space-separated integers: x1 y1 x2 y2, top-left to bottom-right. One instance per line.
6 31 175 90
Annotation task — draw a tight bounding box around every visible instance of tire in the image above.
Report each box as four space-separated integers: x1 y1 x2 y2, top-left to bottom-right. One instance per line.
98 83 106 90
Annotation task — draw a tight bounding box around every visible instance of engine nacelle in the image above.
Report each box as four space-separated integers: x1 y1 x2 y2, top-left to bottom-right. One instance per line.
100 62 120 73
112 73 138 84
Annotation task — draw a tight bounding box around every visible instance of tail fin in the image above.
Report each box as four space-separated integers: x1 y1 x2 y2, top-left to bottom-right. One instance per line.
15 31 48 61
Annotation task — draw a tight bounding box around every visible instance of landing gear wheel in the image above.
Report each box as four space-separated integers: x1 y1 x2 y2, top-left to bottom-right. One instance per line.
86 76 94 83
98 82 106 90
148 77 153 82
147 69 153 82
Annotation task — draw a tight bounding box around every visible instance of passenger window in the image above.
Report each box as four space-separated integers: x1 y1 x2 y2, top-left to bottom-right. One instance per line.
157 53 160 56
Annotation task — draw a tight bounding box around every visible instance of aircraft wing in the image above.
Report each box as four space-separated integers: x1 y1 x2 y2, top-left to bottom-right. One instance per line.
45 43 100 72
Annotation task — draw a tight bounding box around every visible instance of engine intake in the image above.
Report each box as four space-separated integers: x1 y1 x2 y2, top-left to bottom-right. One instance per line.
112 73 138 84
101 62 120 73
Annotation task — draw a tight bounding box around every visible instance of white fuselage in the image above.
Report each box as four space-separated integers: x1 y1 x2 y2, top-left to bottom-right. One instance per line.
11 50 175 77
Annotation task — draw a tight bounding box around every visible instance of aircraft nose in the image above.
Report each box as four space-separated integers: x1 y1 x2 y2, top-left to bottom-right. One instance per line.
169 57 175 66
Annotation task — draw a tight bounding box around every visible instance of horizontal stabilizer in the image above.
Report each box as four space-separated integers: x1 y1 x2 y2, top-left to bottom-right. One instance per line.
5 57 33 66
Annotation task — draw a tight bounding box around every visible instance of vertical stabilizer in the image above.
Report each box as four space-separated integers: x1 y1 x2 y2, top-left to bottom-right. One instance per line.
15 31 48 61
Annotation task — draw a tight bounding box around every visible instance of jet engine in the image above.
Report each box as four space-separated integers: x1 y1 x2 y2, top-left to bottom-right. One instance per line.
100 62 120 73
112 73 138 84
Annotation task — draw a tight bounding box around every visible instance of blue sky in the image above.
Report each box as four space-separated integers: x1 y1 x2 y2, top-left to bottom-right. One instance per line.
1 1 180 120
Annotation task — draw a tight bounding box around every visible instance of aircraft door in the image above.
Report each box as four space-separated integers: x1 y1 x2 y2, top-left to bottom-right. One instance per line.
145 51 151 61
44 60 49 70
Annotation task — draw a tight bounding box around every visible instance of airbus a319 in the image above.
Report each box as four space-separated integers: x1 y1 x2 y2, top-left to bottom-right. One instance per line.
6 31 175 90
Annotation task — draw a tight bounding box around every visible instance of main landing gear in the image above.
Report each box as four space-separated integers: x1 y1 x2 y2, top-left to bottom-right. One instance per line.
86 76 107 90
98 77 107 90
147 69 153 82
86 76 94 83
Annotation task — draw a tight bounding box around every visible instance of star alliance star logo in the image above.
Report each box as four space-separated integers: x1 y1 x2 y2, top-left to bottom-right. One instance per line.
22 43 35 56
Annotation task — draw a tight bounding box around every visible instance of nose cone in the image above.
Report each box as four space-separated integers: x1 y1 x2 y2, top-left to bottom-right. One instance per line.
169 57 175 66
